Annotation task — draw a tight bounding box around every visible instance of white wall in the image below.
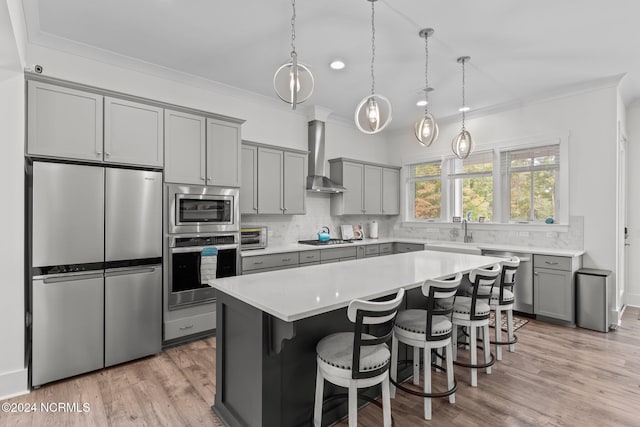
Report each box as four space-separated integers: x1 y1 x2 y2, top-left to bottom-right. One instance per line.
387 85 620 319
0 1 27 400
626 102 640 306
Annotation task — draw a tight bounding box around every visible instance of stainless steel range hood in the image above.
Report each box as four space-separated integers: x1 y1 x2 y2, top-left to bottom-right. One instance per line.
307 119 345 193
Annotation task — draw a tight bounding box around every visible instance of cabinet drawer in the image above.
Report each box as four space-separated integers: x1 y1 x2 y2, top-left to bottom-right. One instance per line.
365 244 379 256
379 243 393 254
299 250 320 264
242 253 298 272
534 255 571 271
395 243 425 253
299 261 320 267
321 247 357 261
164 312 215 341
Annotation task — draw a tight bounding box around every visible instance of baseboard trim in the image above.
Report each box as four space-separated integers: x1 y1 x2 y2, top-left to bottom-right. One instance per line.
0 368 29 401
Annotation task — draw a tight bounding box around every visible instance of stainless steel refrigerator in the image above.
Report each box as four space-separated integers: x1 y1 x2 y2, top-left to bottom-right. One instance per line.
29 161 162 387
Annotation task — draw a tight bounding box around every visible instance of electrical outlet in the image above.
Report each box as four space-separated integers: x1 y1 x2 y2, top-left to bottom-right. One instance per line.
518 231 530 237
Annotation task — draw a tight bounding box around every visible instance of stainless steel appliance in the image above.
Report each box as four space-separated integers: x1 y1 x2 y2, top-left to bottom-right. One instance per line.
482 250 533 314
29 161 163 387
240 226 268 250
167 183 239 234
168 233 238 309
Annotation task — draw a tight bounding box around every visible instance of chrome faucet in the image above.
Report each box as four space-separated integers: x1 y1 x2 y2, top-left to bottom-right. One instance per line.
462 219 473 243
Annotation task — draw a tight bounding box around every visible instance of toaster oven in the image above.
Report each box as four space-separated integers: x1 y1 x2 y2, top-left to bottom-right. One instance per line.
240 226 268 250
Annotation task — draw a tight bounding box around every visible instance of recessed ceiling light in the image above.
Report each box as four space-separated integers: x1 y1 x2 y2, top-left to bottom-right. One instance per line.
416 100 428 107
330 60 345 70
459 106 470 112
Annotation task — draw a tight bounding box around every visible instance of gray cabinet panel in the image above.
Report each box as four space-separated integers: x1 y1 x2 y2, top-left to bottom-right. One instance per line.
534 268 574 322
105 266 162 367
105 169 162 261
394 243 425 253
298 250 320 264
164 109 206 185
240 145 258 214
27 81 103 161
283 151 306 214
242 252 298 272
257 147 284 214
382 168 400 215
342 162 364 214
32 274 105 386
32 162 104 267
164 312 216 341
364 165 382 214
104 97 163 167
207 118 241 187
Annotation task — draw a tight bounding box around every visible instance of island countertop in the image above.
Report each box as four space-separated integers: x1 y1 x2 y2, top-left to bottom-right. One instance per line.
211 250 505 322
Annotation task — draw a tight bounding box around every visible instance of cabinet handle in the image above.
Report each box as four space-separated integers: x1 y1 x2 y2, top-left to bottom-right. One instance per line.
253 261 264 265
200 176 206 181
207 176 212 180
105 152 110 157
545 261 559 265
534 271 539 275
179 324 194 331
282 258 291 262
305 255 314 259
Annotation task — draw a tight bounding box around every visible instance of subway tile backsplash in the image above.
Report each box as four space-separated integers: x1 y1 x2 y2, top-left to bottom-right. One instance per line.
241 193 584 250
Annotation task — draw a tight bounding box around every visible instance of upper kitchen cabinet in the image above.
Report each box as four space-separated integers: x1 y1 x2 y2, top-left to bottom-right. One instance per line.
164 110 206 185
28 81 104 162
104 97 163 167
329 158 400 215
164 111 242 187
241 142 307 215
27 81 163 167
206 118 241 187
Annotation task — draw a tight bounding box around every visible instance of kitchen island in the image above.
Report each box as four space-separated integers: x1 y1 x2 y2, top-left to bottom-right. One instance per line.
211 250 504 427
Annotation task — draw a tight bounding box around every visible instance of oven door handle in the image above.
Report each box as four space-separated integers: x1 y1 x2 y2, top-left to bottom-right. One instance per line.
170 244 239 254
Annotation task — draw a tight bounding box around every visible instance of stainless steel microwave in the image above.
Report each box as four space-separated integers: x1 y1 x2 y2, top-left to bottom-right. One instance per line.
167 184 239 234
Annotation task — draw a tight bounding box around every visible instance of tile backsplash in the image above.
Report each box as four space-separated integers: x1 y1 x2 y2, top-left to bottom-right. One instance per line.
241 193 584 250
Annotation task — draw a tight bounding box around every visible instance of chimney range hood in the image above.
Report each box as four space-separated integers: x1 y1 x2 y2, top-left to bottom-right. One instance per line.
306 118 345 193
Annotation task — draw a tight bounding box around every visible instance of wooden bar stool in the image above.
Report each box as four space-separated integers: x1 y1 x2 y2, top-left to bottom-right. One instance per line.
452 264 500 387
313 288 405 427
390 272 462 420
490 256 520 360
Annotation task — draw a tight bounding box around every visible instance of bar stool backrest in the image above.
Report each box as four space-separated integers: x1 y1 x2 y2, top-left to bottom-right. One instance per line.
347 288 405 380
467 264 501 321
497 256 520 305
422 273 462 341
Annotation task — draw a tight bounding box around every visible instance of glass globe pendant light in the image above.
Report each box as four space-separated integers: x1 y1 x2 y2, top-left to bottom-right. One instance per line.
355 0 392 134
414 28 438 147
273 0 314 110
452 56 474 159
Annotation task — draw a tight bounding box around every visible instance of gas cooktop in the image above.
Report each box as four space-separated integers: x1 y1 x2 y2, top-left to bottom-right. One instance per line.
298 239 354 246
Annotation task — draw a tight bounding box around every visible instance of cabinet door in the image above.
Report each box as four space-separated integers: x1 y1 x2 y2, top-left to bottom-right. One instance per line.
342 162 364 214
534 268 573 322
240 145 258 214
283 151 306 214
257 147 284 214
104 97 163 167
28 81 103 161
364 165 382 215
207 118 241 187
164 110 206 185
382 168 400 215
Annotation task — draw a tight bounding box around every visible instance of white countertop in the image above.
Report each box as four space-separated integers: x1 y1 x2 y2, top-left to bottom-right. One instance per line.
240 237 584 258
212 250 505 322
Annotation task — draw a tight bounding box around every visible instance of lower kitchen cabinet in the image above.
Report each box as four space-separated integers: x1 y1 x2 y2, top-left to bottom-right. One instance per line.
164 312 216 341
533 254 581 324
357 244 380 259
298 250 320 266
394 243 425 253
320 247 358 264
242 252 299 274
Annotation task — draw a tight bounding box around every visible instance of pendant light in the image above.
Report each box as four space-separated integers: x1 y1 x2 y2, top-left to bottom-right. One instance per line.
414 28 438 147
355 0 392 134
273 0 314 110
452 56 474 159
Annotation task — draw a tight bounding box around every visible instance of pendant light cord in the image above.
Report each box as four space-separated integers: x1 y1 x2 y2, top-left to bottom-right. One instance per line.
290 0 297 57
461 58 466 131
424 34 429 115
370 0 376 96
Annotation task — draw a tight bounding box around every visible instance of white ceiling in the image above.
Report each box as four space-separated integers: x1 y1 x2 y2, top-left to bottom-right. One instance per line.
20 0 640 130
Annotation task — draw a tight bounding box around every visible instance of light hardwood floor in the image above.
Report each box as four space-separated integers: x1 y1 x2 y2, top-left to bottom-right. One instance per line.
2 308 640 426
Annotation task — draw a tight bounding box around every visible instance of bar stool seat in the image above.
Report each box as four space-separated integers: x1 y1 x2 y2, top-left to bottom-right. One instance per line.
395 311 452 336
317 333 390 372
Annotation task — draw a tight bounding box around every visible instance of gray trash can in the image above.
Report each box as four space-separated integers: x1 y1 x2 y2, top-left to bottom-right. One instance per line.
576 268 612 332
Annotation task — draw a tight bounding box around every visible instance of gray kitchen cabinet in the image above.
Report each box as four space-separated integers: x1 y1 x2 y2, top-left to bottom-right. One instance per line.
356 244 380 259
164 312 216 341
242 252 299 274
104 97 163 167
382 167 400 215
533 254 581 324
240 144 258 214
394 243 425 253
207 118 241 187
364 165 383 215
165 112 241 186
164 110 206 185
27 81 104 162
299 250 321 265
247 143 307 215
379 243 393 255
320 247 358 263
330 158 400 216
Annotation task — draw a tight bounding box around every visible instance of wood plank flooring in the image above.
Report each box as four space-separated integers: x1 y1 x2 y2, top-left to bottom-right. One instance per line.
2 308 640 426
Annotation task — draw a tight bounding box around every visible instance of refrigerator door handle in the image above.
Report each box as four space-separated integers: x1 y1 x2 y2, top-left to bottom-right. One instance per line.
41 272 104 284
105 266 159 277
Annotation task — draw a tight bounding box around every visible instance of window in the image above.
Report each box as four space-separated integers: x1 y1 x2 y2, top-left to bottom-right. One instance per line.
410 161 442 220
448 151 494 221
502 145 560 222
